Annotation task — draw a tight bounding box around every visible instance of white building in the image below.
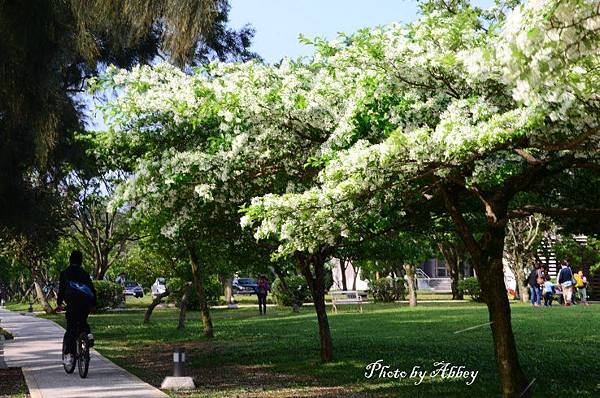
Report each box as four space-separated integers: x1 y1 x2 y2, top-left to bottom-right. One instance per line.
329 258 369 291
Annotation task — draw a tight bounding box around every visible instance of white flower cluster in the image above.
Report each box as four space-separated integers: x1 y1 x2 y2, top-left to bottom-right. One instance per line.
95 0 600 260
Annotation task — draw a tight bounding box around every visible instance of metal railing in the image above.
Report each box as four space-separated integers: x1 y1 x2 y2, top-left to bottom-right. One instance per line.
415 268 430 279
417 277 452 293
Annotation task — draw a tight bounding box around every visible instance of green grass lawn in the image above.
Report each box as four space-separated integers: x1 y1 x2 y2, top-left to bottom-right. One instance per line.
44 301 600 397
5 300 52 312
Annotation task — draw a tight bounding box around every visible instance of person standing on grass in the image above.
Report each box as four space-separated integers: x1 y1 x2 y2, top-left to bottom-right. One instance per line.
527 264 542 307
557 261 575 306
256 275 270 315
575 270 589 305
542 275 555 307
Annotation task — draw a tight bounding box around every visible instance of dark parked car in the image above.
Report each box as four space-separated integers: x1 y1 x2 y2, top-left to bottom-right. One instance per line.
124 281 144 298
233 278 258 295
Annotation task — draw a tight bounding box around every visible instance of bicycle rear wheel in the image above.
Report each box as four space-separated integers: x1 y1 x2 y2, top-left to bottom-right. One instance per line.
76 333 90 378
62 341 75 374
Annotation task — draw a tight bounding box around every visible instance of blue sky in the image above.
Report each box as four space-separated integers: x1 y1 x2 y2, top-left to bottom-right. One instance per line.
228 0 421 63
228 0 493 63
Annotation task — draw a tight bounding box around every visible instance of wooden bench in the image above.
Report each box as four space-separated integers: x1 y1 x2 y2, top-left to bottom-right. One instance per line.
331 290 365 313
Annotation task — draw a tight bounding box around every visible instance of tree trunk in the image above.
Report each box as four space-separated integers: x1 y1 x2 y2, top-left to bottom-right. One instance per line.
456 262 464 300
187 244 214 338
441 189 529 397
32 271 53 314
403 264 417 307
21 285 33 303
449 256 462 300
96 261 109 281
178 282 192 330
449 263 464 300
351 265 358 290
223 278 234 305
447 259 465 300
477 252 530 397
340 258 348 291
143 290 169 323
514 268 529 303
439 243 465 300
299 253 333 362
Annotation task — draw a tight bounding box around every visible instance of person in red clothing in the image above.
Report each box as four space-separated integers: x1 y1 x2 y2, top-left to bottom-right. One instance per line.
256 275 270 315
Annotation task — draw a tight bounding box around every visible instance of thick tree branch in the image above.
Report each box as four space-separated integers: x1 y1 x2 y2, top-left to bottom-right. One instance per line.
514 149 542 164
439 185 481 260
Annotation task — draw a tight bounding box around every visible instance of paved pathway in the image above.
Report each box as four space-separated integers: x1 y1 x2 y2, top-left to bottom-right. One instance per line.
0 309 168 398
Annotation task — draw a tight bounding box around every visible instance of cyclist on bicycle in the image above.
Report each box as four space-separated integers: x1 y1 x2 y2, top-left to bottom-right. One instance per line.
56 250 97 366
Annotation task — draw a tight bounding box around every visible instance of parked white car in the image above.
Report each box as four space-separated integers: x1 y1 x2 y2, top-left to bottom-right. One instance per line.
151 277 167 299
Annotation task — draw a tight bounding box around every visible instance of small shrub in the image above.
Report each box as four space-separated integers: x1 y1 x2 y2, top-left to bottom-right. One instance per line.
167 276 221 308
93 280 124 310
458 277 484 302
272 275 311 307
369 278 406 303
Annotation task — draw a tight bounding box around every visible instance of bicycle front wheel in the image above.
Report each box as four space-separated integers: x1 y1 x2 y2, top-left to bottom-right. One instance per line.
76 334 90 378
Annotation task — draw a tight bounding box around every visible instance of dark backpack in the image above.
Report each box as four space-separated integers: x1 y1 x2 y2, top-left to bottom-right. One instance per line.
65 280 95 305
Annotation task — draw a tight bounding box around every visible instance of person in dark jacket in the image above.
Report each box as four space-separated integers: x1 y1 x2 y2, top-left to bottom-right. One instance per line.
557 260 575 306
57 250 97 365
527 264 542 307
256 275 270 315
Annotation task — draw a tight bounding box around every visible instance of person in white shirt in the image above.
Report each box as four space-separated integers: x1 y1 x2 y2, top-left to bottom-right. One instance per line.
542 276 555 307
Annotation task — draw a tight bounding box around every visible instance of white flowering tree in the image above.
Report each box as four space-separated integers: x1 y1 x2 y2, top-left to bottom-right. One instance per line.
91 25 386 356
242 1 600 396
91 46 349 344
93 0 600 395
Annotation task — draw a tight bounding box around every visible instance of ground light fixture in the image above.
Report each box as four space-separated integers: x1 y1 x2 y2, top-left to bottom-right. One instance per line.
160 347 195 390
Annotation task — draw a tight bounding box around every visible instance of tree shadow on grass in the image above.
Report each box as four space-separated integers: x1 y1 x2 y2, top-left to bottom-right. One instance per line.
86 304 600 397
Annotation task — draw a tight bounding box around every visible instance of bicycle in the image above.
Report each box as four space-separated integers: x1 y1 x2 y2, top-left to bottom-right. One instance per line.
58 306 92 378
62 329 90 378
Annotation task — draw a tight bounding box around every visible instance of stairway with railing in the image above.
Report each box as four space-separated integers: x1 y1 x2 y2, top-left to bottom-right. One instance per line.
416 269 452 293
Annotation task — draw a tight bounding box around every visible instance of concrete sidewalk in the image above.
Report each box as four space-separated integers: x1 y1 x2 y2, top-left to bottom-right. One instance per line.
0 309 168 398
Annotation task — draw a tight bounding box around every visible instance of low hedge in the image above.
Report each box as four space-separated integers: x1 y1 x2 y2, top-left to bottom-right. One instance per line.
93 280 124 310
369 278 406 302
458 277 484 302
272 275 311 307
